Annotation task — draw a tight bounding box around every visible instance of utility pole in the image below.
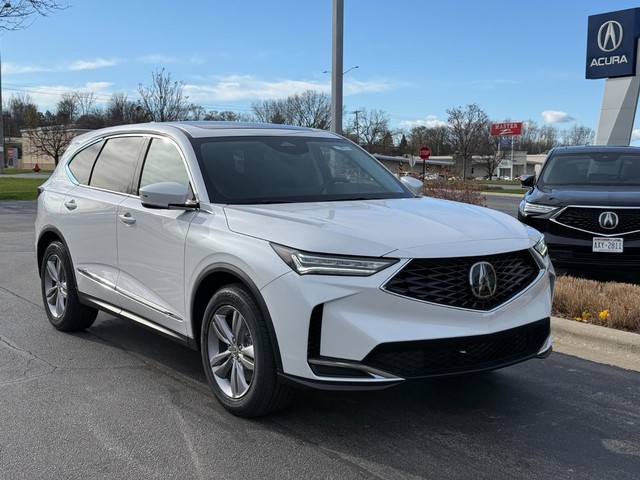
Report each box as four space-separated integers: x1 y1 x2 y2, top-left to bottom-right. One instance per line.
330 0 344 135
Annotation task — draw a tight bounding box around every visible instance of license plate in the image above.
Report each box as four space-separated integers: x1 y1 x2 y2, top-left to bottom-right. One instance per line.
592 237 623 253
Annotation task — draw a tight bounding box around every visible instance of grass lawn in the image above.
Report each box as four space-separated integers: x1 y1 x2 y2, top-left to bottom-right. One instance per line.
0 178 44 200
1 168 53 175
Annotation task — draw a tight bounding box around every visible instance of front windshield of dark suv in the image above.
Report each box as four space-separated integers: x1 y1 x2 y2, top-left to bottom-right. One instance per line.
192 136 412 204
540 152 640 187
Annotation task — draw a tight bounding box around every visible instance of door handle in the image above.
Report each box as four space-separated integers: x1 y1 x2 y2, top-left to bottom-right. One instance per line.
118 212 136 225
64 199 77 210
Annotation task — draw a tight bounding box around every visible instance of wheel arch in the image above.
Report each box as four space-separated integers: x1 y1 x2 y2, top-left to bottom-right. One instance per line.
190 264 284 372
37 227 69 278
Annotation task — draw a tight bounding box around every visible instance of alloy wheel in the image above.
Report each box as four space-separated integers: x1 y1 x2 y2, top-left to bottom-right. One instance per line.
207 305 255 399
43 254 67 318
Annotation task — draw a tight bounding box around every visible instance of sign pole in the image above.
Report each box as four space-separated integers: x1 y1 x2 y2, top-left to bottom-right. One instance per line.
418 146 431 179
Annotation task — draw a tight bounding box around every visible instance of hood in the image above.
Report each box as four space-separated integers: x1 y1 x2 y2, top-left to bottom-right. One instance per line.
222 197 533 258
528 185 640 207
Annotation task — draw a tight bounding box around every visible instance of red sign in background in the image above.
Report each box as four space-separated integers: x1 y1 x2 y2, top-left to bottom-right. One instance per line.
418 146 431 159
491 122 522 136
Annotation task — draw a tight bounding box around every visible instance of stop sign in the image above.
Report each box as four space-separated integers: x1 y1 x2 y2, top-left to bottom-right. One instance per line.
419 146 431 159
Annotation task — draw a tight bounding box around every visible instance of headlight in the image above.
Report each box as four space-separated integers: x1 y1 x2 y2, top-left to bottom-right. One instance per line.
272 244 398 276
533 236 548 258
519 201 559 217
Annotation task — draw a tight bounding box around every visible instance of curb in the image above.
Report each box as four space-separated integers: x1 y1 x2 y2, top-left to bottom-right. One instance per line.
551 316 640 372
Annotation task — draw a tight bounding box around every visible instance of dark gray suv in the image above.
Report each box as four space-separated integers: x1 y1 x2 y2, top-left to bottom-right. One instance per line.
518 145 640 273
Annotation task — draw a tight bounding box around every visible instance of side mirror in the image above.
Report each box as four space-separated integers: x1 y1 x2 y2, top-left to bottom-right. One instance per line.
520 175 536 188
400 176 424 197
139 182 192 209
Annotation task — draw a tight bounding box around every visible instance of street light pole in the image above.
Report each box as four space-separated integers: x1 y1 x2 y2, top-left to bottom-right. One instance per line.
330 0 344 135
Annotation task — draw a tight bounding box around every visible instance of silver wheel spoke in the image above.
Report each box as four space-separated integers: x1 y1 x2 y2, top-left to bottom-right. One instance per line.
239 344 255 372
213 356 234 379
232 310 243 338
56 261 64 284
230 360 249 398
56 289 66 313
238 352 254 372
46 286 58 304
46 259 58 282
210 350 231 368
213 312 234 345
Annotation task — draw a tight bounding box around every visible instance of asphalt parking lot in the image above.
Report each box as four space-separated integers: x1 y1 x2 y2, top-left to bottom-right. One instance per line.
1 200 639 480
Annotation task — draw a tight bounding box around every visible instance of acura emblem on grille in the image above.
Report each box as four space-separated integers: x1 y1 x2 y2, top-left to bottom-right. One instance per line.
469 262 497 299
598 211 619 230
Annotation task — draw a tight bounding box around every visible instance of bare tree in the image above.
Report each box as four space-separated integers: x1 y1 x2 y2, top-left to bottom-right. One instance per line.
56 92 78 123
5 92 38 135
538 124 559 152
204 110 251 122
446 104 490 179
106 92 139 126
476 135 508 179
408 125 453 156
23 124 75 165
288 90 331 129
0 1 66 32
137 68 190 122
251 98 288 124
74 91 96 117
562 124 595 146
353 108 390 151
251 90 330 128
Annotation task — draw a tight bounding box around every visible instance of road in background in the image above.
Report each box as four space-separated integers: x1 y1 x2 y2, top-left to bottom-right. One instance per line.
1 200 639 480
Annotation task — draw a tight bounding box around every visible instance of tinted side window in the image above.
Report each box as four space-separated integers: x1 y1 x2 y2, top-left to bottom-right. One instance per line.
139 138 191 192
67 141 102 185
89 137 145 193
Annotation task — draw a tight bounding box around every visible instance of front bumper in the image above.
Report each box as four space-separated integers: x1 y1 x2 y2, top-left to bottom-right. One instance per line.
260 255 554 387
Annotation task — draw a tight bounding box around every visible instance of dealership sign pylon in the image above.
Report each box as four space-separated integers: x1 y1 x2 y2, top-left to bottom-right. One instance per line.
588 8 640 146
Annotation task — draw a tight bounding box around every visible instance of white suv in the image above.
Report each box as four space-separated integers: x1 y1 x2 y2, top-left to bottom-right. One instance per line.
35 122 554 417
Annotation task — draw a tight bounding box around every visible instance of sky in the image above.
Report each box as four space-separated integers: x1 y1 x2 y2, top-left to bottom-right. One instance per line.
3 0 640 140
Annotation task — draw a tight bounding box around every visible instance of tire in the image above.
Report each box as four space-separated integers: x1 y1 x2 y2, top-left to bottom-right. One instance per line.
201 284 291 417
41 241 98 331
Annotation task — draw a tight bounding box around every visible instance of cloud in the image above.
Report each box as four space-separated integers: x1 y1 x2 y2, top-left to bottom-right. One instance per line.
541 110 575 123
4 58 120 74
184 75 396 102
3 62 49 74
69 58 120 71
139 54 175 64
18 82 116 112
399 115 448 129
631 129 640 145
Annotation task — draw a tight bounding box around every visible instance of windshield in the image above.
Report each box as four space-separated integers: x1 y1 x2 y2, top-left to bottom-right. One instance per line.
539 152 640 187
191 136 412 204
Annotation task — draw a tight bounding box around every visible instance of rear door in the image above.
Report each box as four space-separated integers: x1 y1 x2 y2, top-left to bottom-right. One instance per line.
61 136 145 307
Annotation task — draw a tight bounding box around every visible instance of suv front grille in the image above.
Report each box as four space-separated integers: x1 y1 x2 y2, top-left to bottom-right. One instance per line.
383 250 540 311
363 318 550 378
554 207 640 236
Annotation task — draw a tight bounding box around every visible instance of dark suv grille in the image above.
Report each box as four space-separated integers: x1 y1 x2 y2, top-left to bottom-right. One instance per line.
363 318 550 378
384 250 540 311
554 207 640 235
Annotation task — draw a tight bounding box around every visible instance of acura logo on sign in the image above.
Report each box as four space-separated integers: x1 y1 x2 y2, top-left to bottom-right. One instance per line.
469 262 497 300
598 21 624 52
599 211 619 230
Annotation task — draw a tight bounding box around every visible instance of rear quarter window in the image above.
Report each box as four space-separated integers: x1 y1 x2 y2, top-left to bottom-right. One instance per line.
67 141 103 185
